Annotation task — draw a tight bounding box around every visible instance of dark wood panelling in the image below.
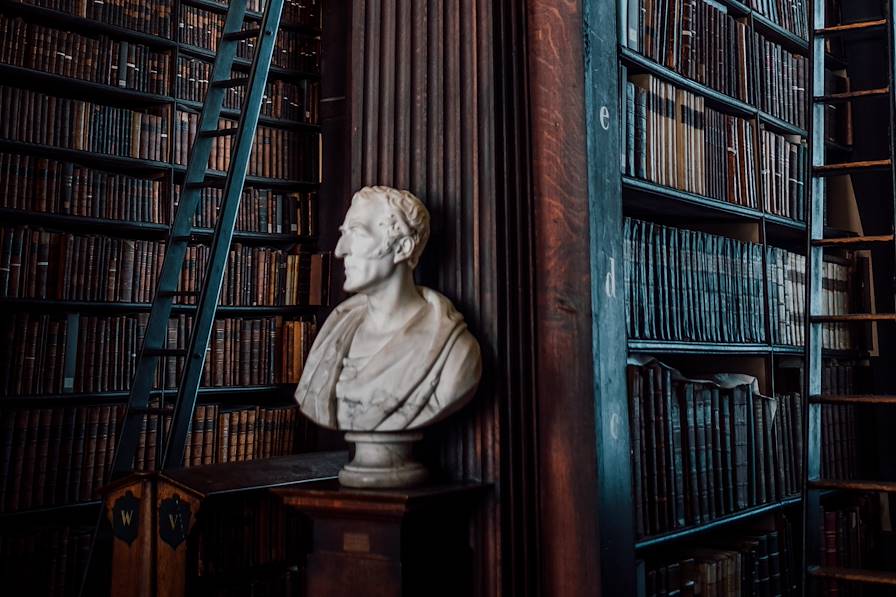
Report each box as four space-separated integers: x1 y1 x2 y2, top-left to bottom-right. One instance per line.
526 1 603 596
345 1 535 595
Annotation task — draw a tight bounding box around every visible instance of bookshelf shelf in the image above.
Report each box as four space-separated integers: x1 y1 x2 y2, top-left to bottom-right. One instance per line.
1 384 291 403
177 44 320 81
627 340 777 355
0 0 178 49
0 64 172 105
634 496 802 550
750 12 811 52
0 298 320 314
0 139 173 173
180 0 322 35
619 47 809 137
174 99 321 131
622 176 763 222
0 210 312 245
172 165 320 190
0 500 102 524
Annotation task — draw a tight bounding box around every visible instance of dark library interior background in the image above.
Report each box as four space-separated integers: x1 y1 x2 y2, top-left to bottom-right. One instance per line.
2 0 896 596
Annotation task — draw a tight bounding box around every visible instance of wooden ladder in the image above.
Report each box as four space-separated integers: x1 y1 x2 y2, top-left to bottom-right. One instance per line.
804 0 896 591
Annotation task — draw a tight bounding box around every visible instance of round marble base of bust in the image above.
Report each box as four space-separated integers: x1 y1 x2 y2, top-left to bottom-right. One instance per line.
339 432 428 488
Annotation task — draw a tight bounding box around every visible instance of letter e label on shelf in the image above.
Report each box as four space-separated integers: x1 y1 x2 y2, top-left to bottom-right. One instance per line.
600 106 611 130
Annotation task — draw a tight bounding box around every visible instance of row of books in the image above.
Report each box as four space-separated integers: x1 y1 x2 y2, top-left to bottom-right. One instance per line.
638 521 797 596
767 248 854 350
0 226 330 305
624 218 767 343
820 361 860 481
173 110 317 181
175 55 320 123
0 86 168 162
180 5 320 73
822 496 880 581
624 0 808 127
0 312 316 395
625 74 807 217
176 185 315 235
627 358 802 537
0 403 307 512
746 0 809 39
0 153 168 223
197 494 303 581
135 403 306 470
0 15 169 95
625 75 758 207
231 0 321 27
0 153 318 233
15 0 174 37
0 404 122 510
624 219 859 346
1 524 93 597
760 129 807 222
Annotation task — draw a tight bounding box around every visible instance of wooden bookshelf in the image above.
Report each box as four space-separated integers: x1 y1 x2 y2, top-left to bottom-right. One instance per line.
0 0 327 556
599 0 841 593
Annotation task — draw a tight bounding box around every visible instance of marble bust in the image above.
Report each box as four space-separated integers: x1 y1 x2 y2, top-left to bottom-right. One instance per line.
294 185 482 486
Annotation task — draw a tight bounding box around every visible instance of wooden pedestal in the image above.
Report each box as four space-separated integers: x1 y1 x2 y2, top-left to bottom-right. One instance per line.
275 481 486 597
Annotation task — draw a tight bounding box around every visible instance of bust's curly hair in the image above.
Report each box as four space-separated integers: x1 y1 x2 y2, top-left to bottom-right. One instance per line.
352 186 431 269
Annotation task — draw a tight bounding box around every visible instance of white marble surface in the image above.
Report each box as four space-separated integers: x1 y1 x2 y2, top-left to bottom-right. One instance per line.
294 186 482 433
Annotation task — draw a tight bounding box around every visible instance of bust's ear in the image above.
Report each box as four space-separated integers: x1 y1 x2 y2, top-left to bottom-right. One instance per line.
393 236 415 264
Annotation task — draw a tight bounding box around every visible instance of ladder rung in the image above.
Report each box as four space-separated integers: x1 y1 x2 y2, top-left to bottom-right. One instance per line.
810 313 896 322
813 160 892 176
222 28 262 41
815 18 888 35
810 479 896 493
199 127 240 138
808 567 896 586
809 394 896 405
814 87 890 103
143 348 189 358
211 77 250 88
812 234 895 247
170 234 196 243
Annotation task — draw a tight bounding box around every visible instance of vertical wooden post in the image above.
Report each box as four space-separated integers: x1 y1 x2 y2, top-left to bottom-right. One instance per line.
104 474 156 597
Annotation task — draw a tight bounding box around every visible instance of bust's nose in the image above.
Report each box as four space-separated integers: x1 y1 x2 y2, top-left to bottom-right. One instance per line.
335 234 349 258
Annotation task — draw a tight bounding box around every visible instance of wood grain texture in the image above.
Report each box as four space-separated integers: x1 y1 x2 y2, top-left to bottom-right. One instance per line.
526 1 603 596
346 2 512 595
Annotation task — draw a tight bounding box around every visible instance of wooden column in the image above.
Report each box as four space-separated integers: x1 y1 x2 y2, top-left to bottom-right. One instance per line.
526 0 606 595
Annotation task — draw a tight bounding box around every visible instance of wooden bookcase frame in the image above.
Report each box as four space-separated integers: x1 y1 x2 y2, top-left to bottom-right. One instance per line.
0 0 325 521
593 1 816 594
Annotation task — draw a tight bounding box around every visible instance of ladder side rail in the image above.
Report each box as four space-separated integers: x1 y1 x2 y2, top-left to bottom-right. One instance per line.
889 1 896 275
162 0 285 469
803 0 827 593
110 0 250 477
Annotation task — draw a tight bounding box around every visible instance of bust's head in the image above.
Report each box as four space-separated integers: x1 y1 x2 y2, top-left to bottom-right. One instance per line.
335 186 430 294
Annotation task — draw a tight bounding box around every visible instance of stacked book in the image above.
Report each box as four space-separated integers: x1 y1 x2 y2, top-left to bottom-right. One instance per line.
639 520 797 596
624 218 766 343
0 226 331 306
625 76 760 209
0 15 170 94
0 86 169 162
0 313 317 395
15 0 173 37
627 358 803 538
0 523 94 597
0 153 169 223
0 403 308 512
